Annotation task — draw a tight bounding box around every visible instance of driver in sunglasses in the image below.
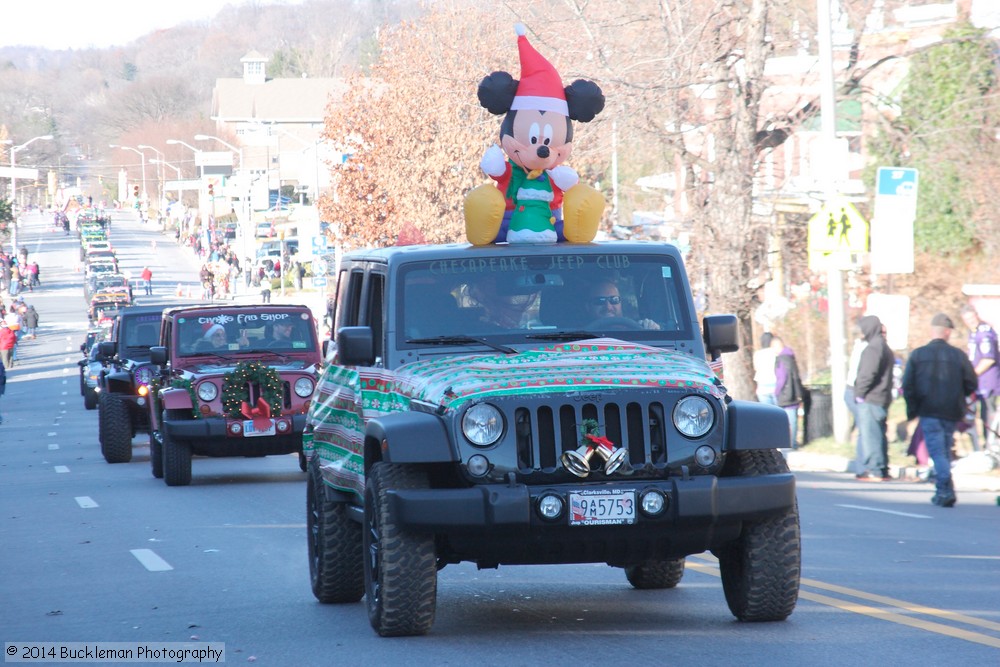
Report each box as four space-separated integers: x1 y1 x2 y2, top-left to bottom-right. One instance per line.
584 280 660 330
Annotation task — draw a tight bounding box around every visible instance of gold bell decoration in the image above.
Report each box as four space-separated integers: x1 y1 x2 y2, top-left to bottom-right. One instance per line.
561 443 596 478
561 419 628 478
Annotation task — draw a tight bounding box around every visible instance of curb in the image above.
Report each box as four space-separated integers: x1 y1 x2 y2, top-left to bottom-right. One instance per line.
784 451 1000 493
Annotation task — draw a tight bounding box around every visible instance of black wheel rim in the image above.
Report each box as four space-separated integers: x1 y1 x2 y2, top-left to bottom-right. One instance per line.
365 501 381 607
307 477 320 578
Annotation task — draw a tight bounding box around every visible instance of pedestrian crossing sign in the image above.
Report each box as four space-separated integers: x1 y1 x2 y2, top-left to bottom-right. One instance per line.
807 197 869 269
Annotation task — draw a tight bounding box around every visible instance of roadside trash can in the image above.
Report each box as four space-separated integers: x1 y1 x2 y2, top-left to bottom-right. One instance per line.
803 385 833 444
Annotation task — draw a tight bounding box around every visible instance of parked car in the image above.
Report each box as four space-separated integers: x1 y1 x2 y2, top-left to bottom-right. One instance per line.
305 240 800 636
148 303 322 485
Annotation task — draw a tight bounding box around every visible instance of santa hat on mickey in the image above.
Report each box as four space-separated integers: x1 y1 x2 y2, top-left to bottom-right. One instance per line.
202 322 225 340
510 23 568 116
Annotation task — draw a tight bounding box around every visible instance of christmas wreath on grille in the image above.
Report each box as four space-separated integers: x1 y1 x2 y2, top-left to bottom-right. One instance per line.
222 361 284 419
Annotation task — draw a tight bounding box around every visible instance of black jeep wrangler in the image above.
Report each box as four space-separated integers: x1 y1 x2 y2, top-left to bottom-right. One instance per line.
305 241 800 636
96 305 167 463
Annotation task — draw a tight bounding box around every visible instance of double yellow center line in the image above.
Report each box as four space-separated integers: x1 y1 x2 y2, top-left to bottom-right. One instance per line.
688 556 1000 649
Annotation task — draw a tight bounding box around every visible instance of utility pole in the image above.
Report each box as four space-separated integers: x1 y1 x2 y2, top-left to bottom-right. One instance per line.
818 0 850 443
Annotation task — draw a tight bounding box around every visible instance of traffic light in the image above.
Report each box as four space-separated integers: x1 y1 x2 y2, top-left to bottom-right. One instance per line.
208 181 214 196
133 184 139 198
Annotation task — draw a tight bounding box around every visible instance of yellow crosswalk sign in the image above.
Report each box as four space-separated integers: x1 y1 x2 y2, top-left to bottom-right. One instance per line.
808 198 868 270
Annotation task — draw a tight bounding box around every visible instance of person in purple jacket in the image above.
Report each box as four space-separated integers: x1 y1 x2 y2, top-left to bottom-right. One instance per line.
771 334 804 449
960 304 999 450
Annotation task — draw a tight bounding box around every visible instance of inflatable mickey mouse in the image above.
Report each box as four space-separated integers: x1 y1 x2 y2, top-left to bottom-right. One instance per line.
464 24 606 245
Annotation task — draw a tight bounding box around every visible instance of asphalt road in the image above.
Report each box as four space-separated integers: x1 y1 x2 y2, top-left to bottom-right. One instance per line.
1 210 999 666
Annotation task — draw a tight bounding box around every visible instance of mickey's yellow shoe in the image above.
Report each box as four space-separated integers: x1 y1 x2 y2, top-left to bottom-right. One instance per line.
464 184 506 246
561 184 604 243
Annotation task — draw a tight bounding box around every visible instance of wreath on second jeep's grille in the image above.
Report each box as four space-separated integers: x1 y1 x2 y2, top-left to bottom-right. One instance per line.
222 361 284 419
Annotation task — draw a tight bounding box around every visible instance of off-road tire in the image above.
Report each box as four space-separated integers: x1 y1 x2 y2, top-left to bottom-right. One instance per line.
149 430 163 479
625 558 686 589
83 386 98 410
99 394 133 463
162 416 192 486
364 462 437 636
307 456 363 603
714 449 800 622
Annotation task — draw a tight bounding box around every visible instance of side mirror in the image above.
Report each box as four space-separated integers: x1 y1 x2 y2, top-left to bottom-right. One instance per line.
336 326 374 366
149 346 168 366
702 314 739 359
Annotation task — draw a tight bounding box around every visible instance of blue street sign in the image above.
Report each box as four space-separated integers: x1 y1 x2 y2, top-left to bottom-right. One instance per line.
876 167 918 197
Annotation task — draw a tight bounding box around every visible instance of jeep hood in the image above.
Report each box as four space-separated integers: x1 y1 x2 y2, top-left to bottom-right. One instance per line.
391 338 723 411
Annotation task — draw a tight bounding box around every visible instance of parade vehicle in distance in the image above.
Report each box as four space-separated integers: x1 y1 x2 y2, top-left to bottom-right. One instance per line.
85 273 132 302
147 303 322 486
95 306 169 463
78 328 110 410
305 241 801 637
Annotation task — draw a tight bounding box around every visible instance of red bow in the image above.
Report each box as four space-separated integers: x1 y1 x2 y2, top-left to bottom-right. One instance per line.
241 397 272 430
584 433 615 450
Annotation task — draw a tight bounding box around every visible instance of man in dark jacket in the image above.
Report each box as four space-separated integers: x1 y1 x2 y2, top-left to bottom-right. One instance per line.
854 315 895 480
902 313 978 507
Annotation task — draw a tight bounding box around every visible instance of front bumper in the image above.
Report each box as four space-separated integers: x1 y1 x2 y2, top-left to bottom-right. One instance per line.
384 473 796 565
161 414 308 456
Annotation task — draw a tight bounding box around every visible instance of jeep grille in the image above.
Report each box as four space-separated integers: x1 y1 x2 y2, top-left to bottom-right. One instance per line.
512 398 668 472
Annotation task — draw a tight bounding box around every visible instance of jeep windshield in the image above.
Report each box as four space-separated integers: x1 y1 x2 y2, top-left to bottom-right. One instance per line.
177 310 318 358
397 252 694 347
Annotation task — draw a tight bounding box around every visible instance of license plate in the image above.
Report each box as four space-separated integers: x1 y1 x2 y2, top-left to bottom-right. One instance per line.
243 419 276 437
569 490 636 526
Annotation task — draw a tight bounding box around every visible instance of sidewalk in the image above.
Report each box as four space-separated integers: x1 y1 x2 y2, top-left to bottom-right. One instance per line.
784 450 1000 493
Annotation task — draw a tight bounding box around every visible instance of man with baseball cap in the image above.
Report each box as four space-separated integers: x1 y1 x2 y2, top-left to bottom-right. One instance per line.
902 313 978 507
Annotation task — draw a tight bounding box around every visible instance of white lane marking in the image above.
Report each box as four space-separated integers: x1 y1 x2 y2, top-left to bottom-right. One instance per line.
836 503 931 519
75 496 99 508
61 380 67 385
62 368 69 374
54 466 70 473
61 392 68 396
130 549 173 572
48 444 59 450
47 432 57 436
59 401 66 405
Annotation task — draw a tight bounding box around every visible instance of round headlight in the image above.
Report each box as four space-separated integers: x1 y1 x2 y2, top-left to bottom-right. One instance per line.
462 403 504 447
672 395 714 438
197 382 218 402
294 377 314 398
134 366 154 387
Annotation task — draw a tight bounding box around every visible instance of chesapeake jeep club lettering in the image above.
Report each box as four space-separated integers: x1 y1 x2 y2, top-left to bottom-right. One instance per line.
428 255 629 275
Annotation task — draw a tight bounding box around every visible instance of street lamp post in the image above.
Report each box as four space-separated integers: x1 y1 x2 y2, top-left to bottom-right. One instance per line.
166 139 204 178
194 134 249 258
9 134 53 253
110 144 147 207
151 158 183 227
138 144 165 212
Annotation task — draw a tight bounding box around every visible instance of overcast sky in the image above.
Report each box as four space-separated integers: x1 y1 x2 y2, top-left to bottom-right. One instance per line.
0 1 304 50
